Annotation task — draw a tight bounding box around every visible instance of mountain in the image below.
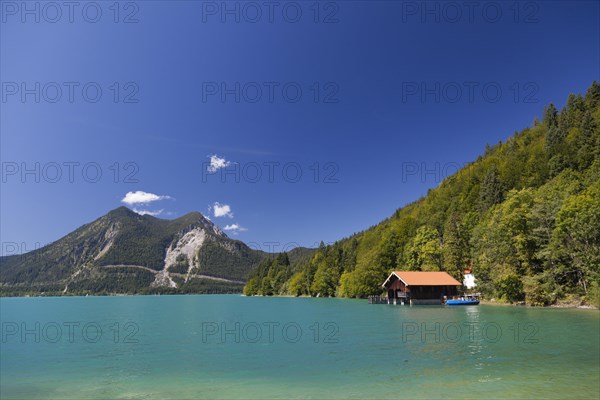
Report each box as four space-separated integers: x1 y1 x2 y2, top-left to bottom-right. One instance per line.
245 82 600 307
0 207 268 295
3 84 599 303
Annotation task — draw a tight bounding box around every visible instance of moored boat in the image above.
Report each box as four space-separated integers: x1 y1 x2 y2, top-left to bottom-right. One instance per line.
446 293 480 306
446 299 480 306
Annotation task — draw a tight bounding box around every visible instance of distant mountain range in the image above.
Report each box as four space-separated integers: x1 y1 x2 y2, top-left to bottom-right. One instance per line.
0 206 313 296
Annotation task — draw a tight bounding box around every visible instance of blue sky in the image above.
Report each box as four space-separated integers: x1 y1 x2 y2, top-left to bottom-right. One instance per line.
1 0 599 254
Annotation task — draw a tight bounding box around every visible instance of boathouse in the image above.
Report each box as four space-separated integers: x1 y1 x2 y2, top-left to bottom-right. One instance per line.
382 271 461 305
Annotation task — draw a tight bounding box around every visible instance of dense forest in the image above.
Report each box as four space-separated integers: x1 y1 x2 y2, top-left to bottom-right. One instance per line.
245 82 600 307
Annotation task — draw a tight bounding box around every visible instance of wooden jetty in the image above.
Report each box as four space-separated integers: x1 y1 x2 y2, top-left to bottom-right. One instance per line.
368 295 388 304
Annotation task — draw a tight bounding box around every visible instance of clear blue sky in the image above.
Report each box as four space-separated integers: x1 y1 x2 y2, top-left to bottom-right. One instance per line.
1 0 599 253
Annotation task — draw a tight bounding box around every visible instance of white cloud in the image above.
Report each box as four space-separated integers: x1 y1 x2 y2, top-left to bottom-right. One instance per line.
223 223 248 235
210 202 234 218
207 154 232 173
121 191 173 205
132 208 164 216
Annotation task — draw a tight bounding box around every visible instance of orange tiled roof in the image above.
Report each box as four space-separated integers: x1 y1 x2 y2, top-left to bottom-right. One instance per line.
389 271 461 286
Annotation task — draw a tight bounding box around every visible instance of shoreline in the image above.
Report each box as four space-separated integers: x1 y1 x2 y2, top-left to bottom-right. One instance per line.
480 299 599 310
2 292 598 310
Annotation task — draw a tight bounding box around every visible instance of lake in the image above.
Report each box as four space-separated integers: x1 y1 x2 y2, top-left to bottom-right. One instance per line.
1 295 599 399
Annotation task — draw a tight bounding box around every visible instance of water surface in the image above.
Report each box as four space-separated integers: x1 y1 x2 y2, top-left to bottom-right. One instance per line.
1 295 599 399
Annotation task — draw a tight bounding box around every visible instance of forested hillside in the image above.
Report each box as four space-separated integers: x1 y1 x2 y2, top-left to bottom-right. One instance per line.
0 207 265 296
245 82 600 306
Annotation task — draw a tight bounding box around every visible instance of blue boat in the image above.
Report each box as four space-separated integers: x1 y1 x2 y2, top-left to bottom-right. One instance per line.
446 299 480 306
446 294 480 306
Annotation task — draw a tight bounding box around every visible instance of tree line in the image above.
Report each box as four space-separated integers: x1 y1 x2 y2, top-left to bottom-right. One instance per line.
244 82 600 306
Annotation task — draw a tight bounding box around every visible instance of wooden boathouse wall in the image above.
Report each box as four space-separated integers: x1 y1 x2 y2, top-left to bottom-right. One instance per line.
380 271 461 305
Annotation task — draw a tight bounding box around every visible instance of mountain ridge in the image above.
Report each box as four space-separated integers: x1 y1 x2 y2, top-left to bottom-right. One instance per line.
0 207 277 295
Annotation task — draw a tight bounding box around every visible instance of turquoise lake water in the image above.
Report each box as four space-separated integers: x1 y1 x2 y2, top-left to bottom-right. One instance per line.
1 295 599 399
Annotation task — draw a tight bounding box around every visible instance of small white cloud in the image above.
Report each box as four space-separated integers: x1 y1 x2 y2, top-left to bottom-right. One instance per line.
121 191 172 205
223 223 248 235
210 202 234 218
132 208 164 216
207 154 232 173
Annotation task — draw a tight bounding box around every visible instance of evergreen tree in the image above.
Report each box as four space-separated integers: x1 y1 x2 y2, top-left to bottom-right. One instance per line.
576 112 599 169
584 81 600 108
543 103 558 127
241 82 600 306
442 214 468 280
545 125 567 154
478 167 504 212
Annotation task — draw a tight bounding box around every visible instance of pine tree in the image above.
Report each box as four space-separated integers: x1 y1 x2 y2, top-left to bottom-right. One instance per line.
543 103 558 127
576 112 599 169
442 214 468 280
545 125 567 154
478 168 504 212
584 81 600 108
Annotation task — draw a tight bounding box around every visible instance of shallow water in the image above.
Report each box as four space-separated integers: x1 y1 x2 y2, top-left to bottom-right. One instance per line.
1 295 599 399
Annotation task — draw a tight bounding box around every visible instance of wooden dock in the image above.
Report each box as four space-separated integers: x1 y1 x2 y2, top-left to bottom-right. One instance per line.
368 295 388 304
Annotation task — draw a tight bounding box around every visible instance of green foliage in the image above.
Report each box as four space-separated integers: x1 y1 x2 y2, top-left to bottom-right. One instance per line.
69 268 156 293
243 82 600 306
168 254 189 274
442 213 470 280
339 265 386 298
404 226 442 271
243 253 292 296
543 103 559 127
545 126 567 155
478 167 504 211
287 270 309 296
496 274 525 302
586 281 600 308
195 239 263 280
177 278 244 294
98 209 203 270
523 272 557 306
576 112 599 169
550 179 600 296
